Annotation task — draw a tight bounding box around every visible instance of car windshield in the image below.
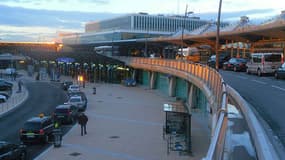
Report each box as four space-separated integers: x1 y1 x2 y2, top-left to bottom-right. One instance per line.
69 98 81 102
71 86 79 89
23 122 41 130
55 108 68 113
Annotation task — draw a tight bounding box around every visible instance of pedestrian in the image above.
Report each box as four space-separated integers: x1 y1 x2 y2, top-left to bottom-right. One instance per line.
13 72 17 81
18 79 23 92
78 113 88 136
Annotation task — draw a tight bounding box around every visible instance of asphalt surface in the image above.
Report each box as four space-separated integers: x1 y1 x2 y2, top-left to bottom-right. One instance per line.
0 81 69 159
220 70 285 151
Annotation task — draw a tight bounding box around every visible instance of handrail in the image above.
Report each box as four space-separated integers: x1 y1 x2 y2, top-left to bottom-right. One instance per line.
226 86 279 160
113 56 279 160
203 82 227 160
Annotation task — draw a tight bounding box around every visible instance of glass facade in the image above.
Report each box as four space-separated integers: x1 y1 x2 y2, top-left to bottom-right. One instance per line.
64 13 211 45
86 14 209 34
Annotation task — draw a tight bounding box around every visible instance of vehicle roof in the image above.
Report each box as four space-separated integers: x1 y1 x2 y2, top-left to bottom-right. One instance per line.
0 141 9 147
69 95 82 99
68 91 84 95
26 116 50 123
69 84 79 87
251 53 282 55
63 81 73 84
0 94 7 98
56 104 73 109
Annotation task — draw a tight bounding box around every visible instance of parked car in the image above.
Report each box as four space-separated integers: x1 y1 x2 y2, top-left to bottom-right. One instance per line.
222 58 248 72
275 62 285 79
65 95 87 111
0 141 27 160
123 78 136 87
62 81 73 91
67 91 88 103
207 53 231 68
68 84 80 93
53 104 79 124
246 52 283 76
5 68 16 75
0 79 13 88
0 81 13 99
0 94 7 103
19 115 54 144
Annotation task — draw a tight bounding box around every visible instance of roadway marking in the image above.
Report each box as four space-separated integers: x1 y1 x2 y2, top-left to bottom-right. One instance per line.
236 75 248 80
271 85 285 92
251 80 267 85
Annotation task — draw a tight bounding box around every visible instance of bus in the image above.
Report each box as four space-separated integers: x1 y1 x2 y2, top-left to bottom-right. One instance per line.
177 47 201 63
94 46 119 57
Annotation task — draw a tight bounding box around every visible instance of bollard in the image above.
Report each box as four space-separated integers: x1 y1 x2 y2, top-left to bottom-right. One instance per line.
53 129 62 147
93 87 96 94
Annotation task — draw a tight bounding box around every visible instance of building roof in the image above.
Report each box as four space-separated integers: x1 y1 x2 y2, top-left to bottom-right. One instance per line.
154 18 285 47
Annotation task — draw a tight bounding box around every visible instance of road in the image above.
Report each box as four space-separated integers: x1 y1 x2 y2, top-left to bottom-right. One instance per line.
0 81 69 159
220 71 285 147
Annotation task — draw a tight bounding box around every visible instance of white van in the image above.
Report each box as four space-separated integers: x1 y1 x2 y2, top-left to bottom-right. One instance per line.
246 53 284 76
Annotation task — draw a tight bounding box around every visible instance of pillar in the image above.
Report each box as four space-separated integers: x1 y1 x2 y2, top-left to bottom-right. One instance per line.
186 82 194 114
131 69 136 80
149 71 157 89
168 76 176 97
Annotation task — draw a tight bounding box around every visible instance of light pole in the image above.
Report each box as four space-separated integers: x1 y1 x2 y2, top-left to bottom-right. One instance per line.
215 0 223 71
181 4 188 57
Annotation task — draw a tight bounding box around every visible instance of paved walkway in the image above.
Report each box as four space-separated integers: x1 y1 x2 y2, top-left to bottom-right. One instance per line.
34 76 210 160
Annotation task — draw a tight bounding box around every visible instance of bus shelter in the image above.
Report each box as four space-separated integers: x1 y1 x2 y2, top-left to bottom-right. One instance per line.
163 103 191 155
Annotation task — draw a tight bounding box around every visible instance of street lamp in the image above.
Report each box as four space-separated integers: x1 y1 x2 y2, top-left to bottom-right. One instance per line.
215 0 223 71
181 4 188 57
181 5 194 58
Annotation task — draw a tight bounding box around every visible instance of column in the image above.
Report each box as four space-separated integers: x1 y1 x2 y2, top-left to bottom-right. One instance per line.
168 76 176 97
149 71 156 89
186 82 194 114
131 69 136 80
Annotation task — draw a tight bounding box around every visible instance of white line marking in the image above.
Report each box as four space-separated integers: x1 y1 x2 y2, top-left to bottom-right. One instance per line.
236 76 248 80
271 85 285 92
252 80 267 85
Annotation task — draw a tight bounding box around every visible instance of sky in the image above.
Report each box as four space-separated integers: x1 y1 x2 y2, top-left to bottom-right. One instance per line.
0 0 283 42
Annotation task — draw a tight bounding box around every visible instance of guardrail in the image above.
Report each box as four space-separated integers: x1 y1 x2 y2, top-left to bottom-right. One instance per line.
226 86 279 160
114 56 279 160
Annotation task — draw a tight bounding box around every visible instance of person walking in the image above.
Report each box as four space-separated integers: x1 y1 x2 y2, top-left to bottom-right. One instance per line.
78 113 88 136
18 79 23 92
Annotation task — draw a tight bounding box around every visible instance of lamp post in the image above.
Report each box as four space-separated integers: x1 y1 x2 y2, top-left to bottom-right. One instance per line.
215 0 223 71
181 5 194 59
180 4 188 57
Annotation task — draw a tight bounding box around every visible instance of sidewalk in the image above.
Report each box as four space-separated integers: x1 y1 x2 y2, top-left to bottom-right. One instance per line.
35 77 210 160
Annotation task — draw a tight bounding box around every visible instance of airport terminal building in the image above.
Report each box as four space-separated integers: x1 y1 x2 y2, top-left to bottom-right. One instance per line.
62 13 213 45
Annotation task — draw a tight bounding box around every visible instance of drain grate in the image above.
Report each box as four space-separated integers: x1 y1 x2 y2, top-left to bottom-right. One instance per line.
109 136 120 139
97 100 103 103
69 152 81 157
116 97 122 99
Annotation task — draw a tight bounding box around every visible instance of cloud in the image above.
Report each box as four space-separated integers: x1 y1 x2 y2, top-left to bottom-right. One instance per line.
0 5 120 41
0 5 120 28
195 8 277 22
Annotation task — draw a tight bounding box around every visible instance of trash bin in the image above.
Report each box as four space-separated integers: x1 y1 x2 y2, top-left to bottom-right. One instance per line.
93 87 96 94
53 129 62 147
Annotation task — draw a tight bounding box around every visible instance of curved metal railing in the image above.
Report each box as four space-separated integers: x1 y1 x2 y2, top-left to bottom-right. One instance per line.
114 56 279 160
